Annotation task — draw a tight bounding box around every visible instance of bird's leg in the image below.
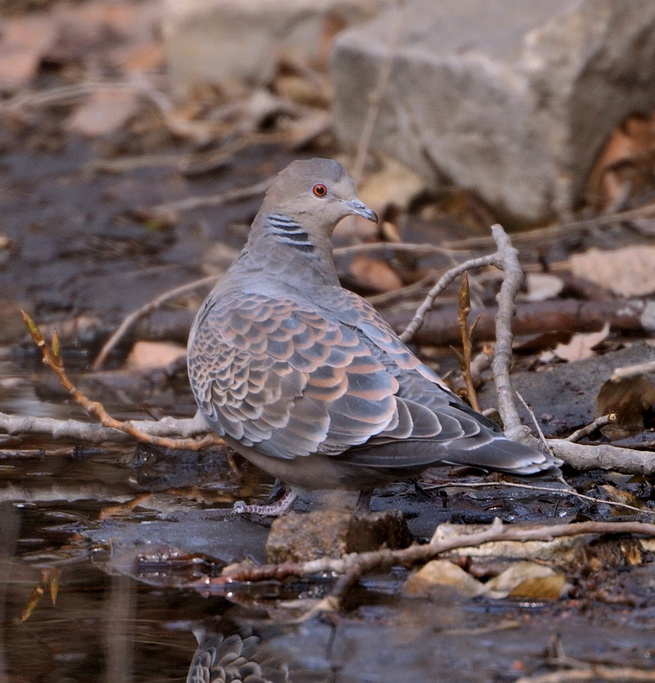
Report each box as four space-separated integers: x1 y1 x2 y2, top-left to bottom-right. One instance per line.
233 487 298 517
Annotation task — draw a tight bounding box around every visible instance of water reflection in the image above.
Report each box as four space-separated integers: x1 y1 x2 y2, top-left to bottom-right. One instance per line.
187 625 289 683
0 449 245 682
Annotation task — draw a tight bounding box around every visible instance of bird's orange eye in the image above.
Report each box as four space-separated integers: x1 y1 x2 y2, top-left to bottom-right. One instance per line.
312 184 328 197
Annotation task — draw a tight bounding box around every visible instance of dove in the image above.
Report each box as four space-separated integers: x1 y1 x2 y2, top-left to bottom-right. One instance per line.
188 158 559 515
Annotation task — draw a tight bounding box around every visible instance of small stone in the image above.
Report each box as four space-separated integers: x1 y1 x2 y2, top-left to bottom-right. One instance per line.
266 509 411 563
162 0 392 92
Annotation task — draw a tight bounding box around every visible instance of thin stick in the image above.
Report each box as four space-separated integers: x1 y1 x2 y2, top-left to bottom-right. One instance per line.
611 360 655 381
516 666 655 682
566 414 616 442
444 200 655 251
457 272 480 411
516 391 551 451
489 224 524 434
425 480 649 517
92 275 217 370
151 178 271 216
21 311 221 451
400 253 497 342
0 411 209 443
351 0 405 184
218 518 655 601
334 241 459 258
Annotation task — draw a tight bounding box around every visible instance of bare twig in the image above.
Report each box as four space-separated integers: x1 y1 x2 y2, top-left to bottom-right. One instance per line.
611 360 655 382
489 224 525 435
516 391 551 453
1 81 137 112
20 312 220 451
150 178 271 216
456 272 480 410
425 480 649 517
351 0 405 184
383 298 653 347
1 77 211 144
334 241 458 258
217 518 655 609
367 272 442 310
0 411 208 444
444 200 655 251
92 275 217 370
517 666 655 682
566 414 616 442
400 253 497 342
93 113 330 175
548 439 655 475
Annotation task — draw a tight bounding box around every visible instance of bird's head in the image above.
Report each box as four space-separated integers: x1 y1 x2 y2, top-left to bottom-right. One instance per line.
261 158 378 233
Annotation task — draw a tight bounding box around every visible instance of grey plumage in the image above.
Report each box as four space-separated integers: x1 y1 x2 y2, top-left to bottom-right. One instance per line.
187 628 288 683
188 158 559 501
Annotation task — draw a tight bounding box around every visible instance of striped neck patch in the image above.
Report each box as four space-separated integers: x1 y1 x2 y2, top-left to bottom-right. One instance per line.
265 213 314 252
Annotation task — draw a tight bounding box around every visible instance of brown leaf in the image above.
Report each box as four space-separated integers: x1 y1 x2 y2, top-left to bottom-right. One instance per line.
485 561 566 600
553 322 609 362
508 574 567 600
348 255 402 293
599 484 646 512
275 72 332 108
523 273 564 303
69 87 140 137
402 560 485 598
125 341 186 371
0 16 57 88
571 246 655 298
358 156 426 213
587 112 655 209
114 41 165 73
596 375 655 438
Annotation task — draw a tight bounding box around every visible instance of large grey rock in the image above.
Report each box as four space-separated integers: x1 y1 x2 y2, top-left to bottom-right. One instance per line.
163 0 391 92
332 0 655 226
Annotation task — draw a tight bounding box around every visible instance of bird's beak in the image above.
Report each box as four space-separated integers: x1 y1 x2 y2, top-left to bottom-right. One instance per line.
347 199 378 223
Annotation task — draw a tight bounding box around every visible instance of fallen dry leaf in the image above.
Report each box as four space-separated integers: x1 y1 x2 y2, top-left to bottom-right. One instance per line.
599 485 646 512
596 375 655 438
69 87 140 137
485 561 566 600
587 112 655 209
275 71 332 108
523 272 564 302
402 559 485 598
113 41 166 73
507 574 567 600
348 255 403 293
358 156 426 213
570 246 655 298
125 341 186 371
0 16 57 88
553 322 610 362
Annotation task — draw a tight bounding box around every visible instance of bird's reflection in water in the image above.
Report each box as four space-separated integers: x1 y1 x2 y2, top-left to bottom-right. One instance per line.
187 624 289 683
